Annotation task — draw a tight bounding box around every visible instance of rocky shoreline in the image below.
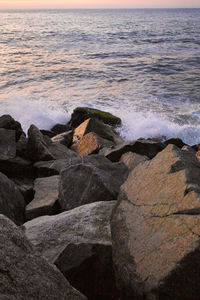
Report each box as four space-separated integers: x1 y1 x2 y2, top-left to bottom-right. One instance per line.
0 107 200 299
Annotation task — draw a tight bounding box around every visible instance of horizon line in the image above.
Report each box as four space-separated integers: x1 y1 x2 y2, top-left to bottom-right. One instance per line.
0 7 200 10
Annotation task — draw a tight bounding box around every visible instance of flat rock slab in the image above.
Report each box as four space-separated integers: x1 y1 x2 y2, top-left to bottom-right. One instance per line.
111 144 200 299
34 159 68 177
59 155 128 211
26 175 60 220
120 152 149 170
0 214 86 300
0 128 16 159
0 172 25 225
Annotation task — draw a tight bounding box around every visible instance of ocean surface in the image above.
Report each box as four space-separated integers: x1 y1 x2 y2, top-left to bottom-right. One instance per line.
0 9 200 144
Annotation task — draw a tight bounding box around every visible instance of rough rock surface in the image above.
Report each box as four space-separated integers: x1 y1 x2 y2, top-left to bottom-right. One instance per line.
12 177 34 204
100 139 164 162
0 156 34 178
27 124 77 162
24 201 117 299
51 130 74 147
34 159 68 177
69 107 121 128
25 175 60 220
0 128 16 159
111 144 200 299
0 114 23 141
0 214 86 300
72 118 123 145
59 155 128 211
0 172 25 225
51 123 71 134
72 132 114 156
120 152 149 170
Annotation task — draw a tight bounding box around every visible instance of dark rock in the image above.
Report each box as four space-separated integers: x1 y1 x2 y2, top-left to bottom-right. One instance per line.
120 152 149 170
0 129 16 159
26 124 77 162
0 114 23 141
69 107 121 128
24 201 117 300
111 144 200 299
71 132 114 156
0 156 35 178
34 159 65 177
40 129 56 138
12 177 34 204
0 172 25 225
0 214 87 300
51 123 71 134
164 138 186 148
59 155 128 211
51 130 74 147
25 175 60 221
72 118 123 145
100 138 164 162
16 132 28 158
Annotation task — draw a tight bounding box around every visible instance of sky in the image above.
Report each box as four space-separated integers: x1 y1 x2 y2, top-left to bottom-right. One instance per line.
0 0 199 9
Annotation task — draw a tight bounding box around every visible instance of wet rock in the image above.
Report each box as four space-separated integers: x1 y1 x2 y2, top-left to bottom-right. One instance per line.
0 156 34 178
24 201 117 300
0 114 23 141
71 132 114 156
111 144 200 299
100 138 164 162
0 129 16 159
120 152 149 170
72 118 123 145
27 124 77 162
0 172 25 225
51 130 74 147
164 138 186 148
69 107 121 128
59 155 128 211
0 214 86 300
51 123 71 134
40 129 56 138
25 175 60 221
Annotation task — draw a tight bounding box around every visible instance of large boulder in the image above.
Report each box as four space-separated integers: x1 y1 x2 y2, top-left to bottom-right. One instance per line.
0 172 25 225
0 114 23 141
23 201 118 299
72 118 123 145
120 152 149 171
59 155 129 211
0 156 34 178
34 159 67 177
100 138 164 162
0 128 16 159
51 130 74 147
12 177 34 204
111 144 200 299
0 214 86 300
26 124 77 162
25 175 60 220
69 107 121 128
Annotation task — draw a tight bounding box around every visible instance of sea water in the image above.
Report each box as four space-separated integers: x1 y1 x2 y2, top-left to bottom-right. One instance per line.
0 9 200 144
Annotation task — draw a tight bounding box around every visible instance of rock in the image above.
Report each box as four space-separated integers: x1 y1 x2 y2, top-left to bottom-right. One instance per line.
72 118 123 145
0 156 34 178
40 129 56 138
100 138 164 162
0 114 23 141
25 175 60 221
51 130 74 147
0 172 25 225
192 144 200 162
111 144 200 299
69 107 121 128
59 155 129 211
51 123 71 134
34 159 67 177
71 132 114 156
120 152 149 170
164 138 186 148
26 124 77 162
16 132 28 158
12 177 34 204
0 129 16 159
23 201 118 299
0 214 86 300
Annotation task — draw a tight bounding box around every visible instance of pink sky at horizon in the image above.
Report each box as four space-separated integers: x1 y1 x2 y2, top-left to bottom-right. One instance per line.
0 0 199 9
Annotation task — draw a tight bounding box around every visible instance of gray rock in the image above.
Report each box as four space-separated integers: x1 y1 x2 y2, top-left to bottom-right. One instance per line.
51 130 74 147
34 159 67 177
0 172 25 225
26 175 60 220
120 152 149 171
0 156 34 178
100 138 164 162
0 214 86 300
0 128 16 159
23 201 117 299
0 114 23 141
59 155 129 211
111 144 200 299
12 177 34 204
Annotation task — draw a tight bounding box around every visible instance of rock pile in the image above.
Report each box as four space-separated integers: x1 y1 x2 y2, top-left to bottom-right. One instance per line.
0 107 200 299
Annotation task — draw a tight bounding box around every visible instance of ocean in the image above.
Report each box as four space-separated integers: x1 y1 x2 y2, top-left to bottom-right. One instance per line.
0 8 200 145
